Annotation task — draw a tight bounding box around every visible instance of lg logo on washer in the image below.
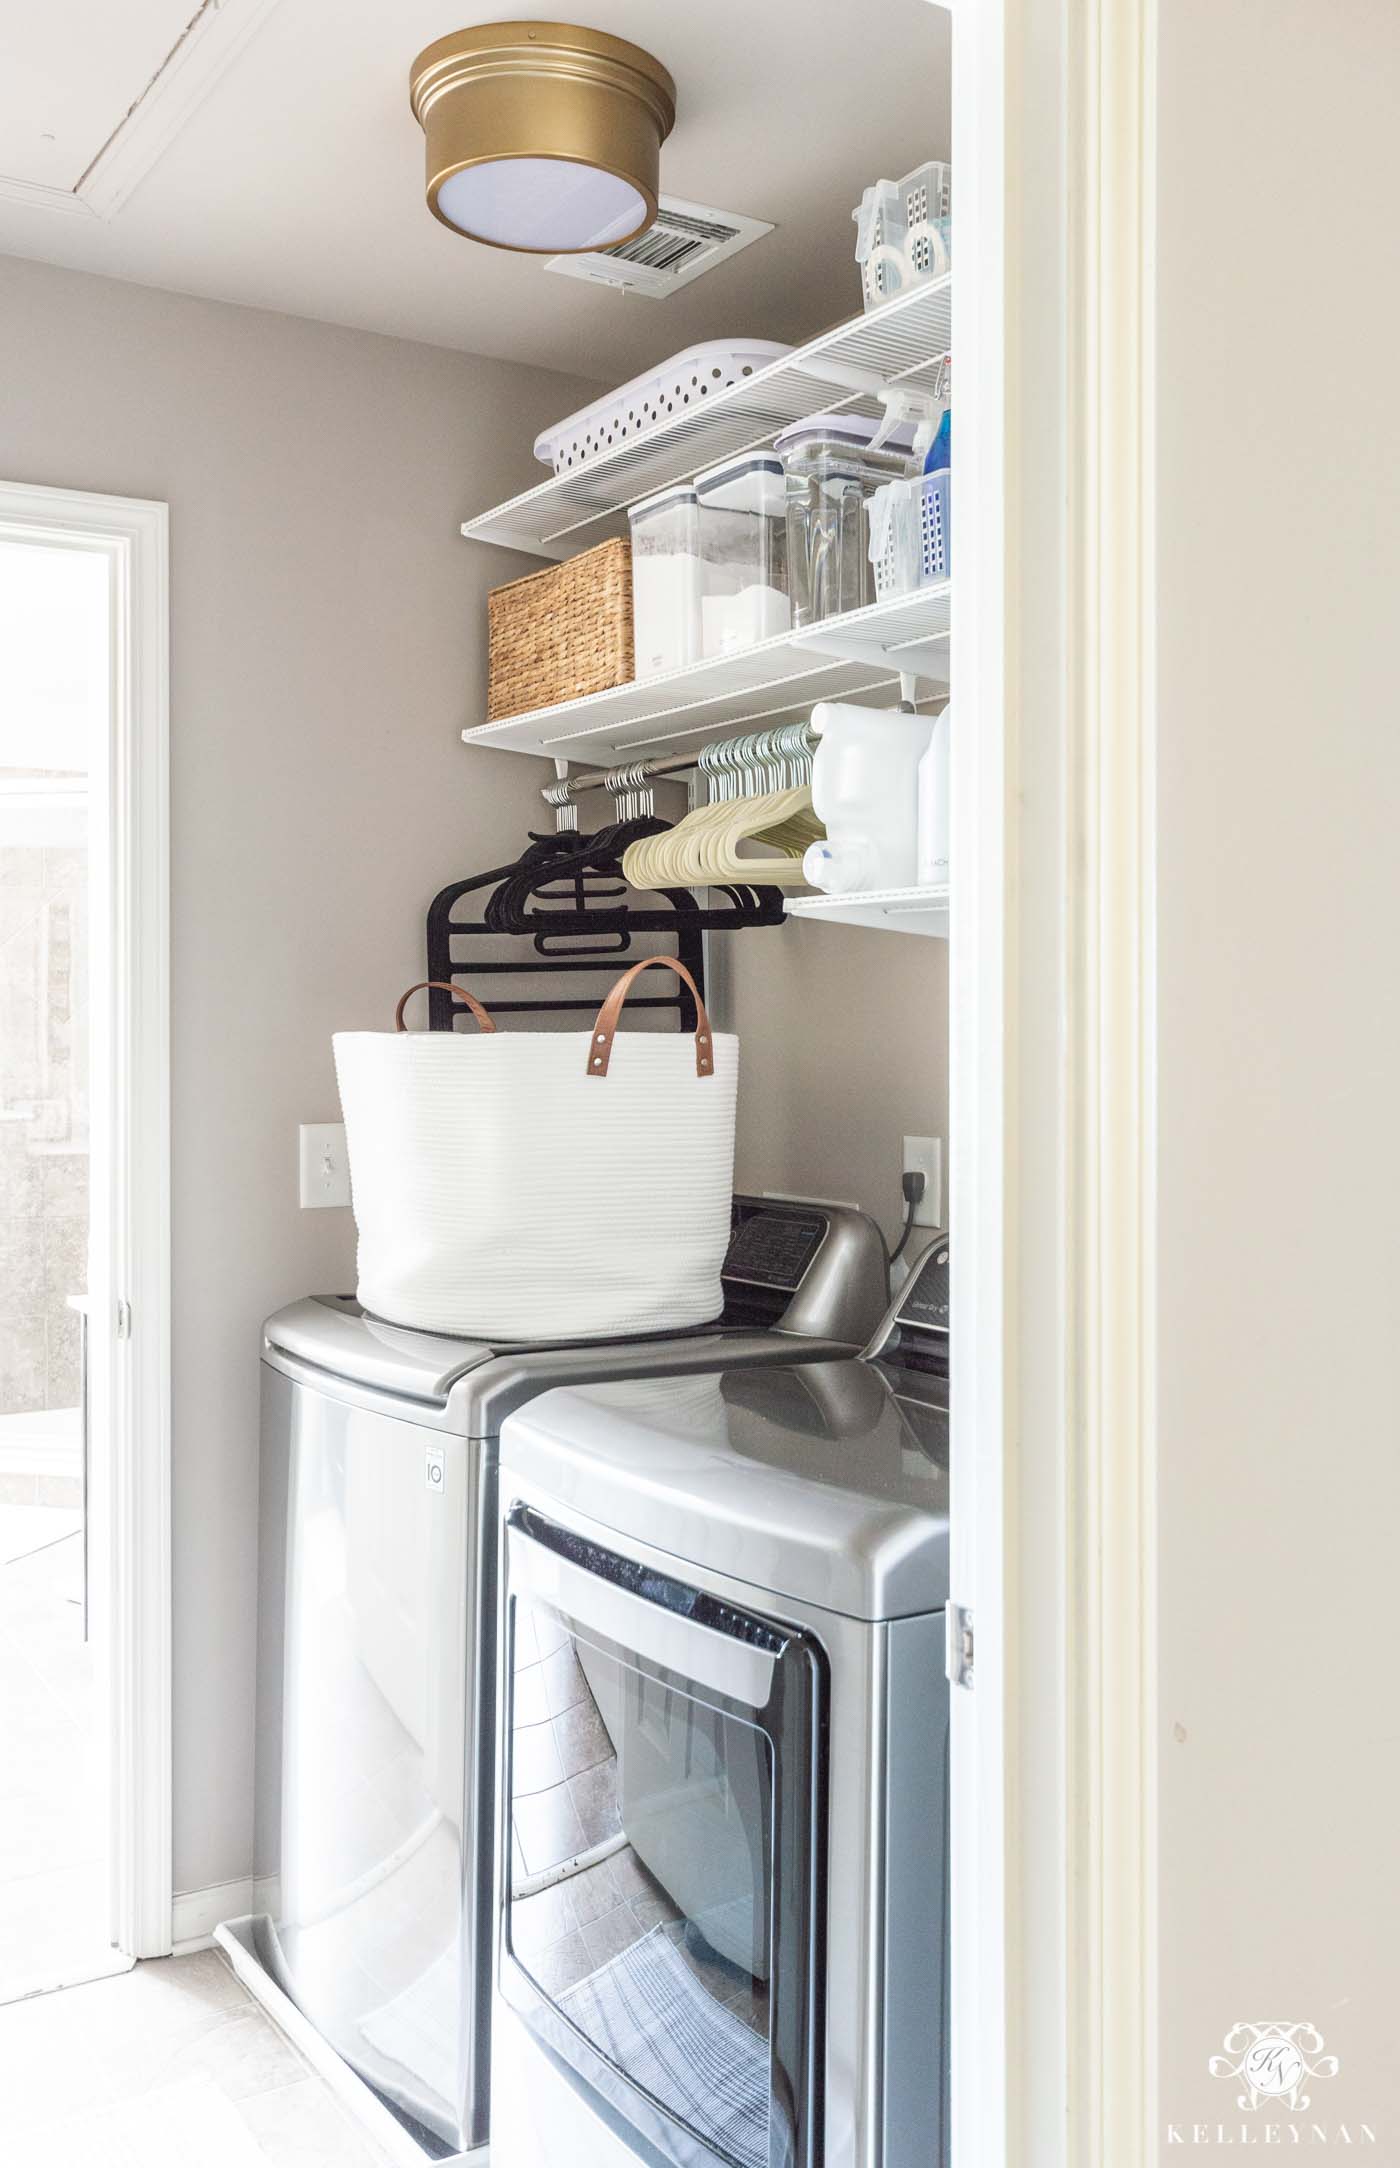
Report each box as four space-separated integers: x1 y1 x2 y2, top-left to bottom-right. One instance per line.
1165 2023 1377 2148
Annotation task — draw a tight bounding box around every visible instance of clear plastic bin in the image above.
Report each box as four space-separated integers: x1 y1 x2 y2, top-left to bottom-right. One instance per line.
628 484 705 678
868 468 952 600
774 415 919 628
694 454 791 657
853 159 953 313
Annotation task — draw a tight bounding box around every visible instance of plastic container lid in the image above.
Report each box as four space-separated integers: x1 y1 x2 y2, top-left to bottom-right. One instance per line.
773 412 917 456
628 482 701 522
694 454 787 517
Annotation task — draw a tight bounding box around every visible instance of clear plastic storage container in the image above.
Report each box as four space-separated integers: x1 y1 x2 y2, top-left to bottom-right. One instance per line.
775 415 919 628
853 160 953 313
694 454 791 657
628 484 705 679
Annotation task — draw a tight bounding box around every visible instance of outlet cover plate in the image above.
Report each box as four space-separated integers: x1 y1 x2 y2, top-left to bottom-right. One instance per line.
299 1123 350 1209
902 1135 943 1227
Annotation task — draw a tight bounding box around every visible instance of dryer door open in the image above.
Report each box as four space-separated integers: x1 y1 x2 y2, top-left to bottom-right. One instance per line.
500 1505 825 2168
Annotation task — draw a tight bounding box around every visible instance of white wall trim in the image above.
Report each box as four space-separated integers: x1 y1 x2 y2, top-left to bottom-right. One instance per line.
0 480 173 1962
173 1880 255 1955
992 0 1170 2150
0 175 96 220
948 0 1009 2162
1062 0 1159 2160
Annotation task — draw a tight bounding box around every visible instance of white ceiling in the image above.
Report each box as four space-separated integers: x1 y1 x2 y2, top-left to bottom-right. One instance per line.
0 0 950 380
2 1 197 191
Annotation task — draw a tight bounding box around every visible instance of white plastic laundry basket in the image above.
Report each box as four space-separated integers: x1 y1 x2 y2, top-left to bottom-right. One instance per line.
533 341 792 474
333 958 737 1341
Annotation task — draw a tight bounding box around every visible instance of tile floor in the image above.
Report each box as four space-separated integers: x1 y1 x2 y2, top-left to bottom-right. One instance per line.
0 1503 120 2004
0 1949 396 2164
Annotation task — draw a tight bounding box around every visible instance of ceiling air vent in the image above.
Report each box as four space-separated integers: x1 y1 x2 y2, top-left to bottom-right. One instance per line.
543 196 773 299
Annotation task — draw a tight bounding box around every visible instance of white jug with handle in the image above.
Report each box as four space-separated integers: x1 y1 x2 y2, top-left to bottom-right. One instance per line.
802 700 933 895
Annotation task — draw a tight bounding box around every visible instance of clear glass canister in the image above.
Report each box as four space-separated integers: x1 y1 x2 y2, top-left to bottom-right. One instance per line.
775 415 919 628
628 484 704 678
694 454 791 657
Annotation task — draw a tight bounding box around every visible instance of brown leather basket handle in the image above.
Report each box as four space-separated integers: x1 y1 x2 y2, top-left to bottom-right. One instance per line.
394 981 498 1034
586 955 714 1078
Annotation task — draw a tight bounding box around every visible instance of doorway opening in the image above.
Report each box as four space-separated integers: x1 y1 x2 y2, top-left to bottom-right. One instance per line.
0 482 171 1998
0 537 117 2000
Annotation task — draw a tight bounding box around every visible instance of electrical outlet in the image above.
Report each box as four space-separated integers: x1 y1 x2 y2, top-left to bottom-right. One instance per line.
902 1136 943 1227
299 1123 350 1209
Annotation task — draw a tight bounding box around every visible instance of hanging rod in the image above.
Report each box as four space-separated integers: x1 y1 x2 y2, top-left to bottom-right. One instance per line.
541 722 819 804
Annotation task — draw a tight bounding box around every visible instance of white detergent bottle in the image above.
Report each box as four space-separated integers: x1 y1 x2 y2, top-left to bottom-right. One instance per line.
917 705 951 886
802 700 933 895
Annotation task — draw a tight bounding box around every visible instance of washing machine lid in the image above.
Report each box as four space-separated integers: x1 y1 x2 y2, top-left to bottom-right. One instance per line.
501 1361 950 1621
262 1295 500 1405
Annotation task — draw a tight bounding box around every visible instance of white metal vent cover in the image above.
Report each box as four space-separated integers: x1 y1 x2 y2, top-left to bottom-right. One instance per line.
543 196 773 298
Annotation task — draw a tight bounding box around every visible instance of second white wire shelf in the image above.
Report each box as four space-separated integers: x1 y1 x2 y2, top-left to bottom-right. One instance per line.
460 581 951 760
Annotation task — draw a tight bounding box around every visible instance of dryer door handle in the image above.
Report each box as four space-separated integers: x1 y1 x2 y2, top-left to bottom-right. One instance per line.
505 1508 782 1714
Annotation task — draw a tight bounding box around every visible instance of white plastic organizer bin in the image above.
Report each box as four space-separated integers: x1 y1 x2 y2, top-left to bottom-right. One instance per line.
868 468 951 601
853 160 952 313
534 340 792 474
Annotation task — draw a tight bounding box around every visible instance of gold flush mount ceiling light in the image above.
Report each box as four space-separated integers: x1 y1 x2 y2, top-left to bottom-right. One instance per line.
409 21 676 255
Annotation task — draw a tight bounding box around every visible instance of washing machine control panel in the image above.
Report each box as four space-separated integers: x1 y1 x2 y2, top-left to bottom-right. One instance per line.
720 1195 890 1347
723 1200 828 1290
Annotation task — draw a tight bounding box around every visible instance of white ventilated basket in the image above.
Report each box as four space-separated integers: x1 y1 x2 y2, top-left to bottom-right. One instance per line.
868 469 951 600
853 160 953 312
534 340 792 474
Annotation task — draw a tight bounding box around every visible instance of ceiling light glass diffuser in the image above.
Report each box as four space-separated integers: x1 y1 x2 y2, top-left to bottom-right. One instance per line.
409 22 677 255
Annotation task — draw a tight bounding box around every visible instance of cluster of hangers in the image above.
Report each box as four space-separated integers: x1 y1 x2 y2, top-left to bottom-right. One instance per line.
619 722 822 891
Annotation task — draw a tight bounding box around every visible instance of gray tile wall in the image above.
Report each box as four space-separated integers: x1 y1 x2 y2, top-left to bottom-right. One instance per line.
0 823 88 1417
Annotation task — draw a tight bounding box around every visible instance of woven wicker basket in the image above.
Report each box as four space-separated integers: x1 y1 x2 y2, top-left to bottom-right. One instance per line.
487 536 634 720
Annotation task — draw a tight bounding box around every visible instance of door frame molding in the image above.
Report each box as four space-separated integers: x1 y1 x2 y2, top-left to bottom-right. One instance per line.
0 478 172 1960
1062 0 1159 2156
953 0 1158 2157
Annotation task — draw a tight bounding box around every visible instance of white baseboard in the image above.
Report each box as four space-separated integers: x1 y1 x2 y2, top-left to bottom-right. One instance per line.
171 1878 254 1954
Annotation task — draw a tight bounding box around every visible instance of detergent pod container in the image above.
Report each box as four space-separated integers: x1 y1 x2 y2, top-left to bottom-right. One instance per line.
802 701 934 896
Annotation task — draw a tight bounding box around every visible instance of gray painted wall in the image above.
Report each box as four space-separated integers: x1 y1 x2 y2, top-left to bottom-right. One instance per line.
0 254 598 1896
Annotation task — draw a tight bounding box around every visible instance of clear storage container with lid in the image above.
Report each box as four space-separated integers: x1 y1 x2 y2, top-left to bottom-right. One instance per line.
628 484 705 678
694 454 791 657
775 414 919 628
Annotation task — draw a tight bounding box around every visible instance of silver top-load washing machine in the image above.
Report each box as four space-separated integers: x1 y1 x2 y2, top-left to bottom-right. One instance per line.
253 1195 889 2160
492 1237 950 2168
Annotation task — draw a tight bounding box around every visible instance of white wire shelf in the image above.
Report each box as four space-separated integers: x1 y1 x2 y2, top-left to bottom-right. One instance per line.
460 277 953 559
459 582 951 761
785 883 950 938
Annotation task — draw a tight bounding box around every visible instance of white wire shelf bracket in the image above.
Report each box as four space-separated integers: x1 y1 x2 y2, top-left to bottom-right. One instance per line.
460 277 953 559
785 883 950 938
460 583 950 761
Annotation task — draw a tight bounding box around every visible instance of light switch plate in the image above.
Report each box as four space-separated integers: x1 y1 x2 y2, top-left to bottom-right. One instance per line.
902 1135 943 1227
299 1123 350 1209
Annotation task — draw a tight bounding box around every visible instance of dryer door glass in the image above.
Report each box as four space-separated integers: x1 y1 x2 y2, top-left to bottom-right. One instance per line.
501 1506 823 2168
